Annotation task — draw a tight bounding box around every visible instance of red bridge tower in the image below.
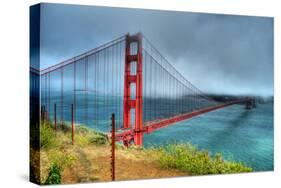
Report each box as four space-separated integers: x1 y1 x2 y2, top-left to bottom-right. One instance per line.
123 33 143 146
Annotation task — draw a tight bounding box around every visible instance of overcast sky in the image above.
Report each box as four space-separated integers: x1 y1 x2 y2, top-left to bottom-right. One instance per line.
39 3 273 97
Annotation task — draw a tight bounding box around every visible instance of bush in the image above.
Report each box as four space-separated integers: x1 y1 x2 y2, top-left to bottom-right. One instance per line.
40 123 56 149
76 126 91 134
75 126 109 146
157 144 252 175
45 164 61 185
88 134 108 145
44 149 77 184
48 149 77 169
58 122 72 132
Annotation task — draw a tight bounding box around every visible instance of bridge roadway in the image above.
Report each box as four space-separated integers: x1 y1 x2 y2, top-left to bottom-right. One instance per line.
113 99 248 145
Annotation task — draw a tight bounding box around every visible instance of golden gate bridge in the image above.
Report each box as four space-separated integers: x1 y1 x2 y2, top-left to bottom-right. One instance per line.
30 32 255 147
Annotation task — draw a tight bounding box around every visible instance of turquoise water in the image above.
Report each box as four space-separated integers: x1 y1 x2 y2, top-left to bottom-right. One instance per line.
42 92 273 171
143 103 274 171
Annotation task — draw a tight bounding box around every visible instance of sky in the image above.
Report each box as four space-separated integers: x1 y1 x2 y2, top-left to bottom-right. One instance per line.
38 3 273 97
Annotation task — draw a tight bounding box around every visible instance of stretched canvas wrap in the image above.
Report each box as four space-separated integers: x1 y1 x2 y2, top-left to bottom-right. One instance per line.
30 3 274 185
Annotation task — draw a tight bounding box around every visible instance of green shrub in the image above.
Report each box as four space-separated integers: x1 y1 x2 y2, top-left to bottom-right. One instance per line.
44 149 77 184
75 134 90 147
58 122 72 132
74 126 109 146
88 133 108 145
40 122 109 148
157 144 252 175
48 149 77 169
40 123 56 149
76 126 91 134
45 164 61 185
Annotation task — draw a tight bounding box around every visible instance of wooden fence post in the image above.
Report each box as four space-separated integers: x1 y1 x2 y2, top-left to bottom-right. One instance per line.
71 104 75 145
111 113 115 181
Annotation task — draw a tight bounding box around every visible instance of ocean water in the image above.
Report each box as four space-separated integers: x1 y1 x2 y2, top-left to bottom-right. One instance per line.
42 92 273 171
143 102 274 171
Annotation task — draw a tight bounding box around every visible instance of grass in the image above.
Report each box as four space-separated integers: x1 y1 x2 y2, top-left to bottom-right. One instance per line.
40 122 57 149
155 143 252 175
33 121 252 184
39 122 109 149
37 122 109 184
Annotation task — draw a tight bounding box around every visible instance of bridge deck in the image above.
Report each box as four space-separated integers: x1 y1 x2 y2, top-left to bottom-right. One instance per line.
114 100 244 143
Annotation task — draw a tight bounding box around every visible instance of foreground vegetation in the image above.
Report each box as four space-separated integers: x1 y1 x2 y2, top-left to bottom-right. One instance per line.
31 121 109 184
31 121 252 184
157 144 252 175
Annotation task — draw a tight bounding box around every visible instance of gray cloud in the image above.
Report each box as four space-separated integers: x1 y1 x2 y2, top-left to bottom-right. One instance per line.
40 3 273 97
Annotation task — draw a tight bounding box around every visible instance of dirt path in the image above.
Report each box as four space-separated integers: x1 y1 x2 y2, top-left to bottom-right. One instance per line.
61 145 188 184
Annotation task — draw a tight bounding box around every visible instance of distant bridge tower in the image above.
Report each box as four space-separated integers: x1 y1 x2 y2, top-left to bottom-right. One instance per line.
123 33 143 146
245 97 256 110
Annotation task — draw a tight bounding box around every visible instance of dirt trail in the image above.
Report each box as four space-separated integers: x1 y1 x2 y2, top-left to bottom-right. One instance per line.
61 145 188 184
